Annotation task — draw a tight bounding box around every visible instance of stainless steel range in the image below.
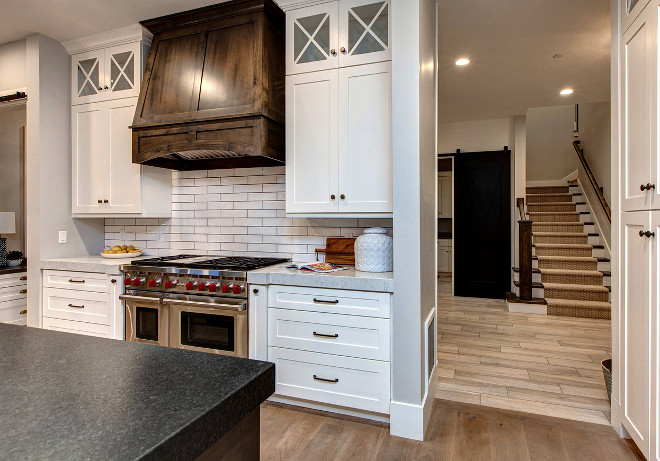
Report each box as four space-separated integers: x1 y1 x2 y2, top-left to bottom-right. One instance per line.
120 255 288 357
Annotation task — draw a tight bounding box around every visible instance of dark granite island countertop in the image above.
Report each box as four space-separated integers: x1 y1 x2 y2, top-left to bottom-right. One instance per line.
0 324 274 461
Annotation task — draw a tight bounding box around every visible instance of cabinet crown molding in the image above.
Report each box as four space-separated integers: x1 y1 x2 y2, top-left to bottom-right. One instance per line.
63 24 152 55
275 0 335 12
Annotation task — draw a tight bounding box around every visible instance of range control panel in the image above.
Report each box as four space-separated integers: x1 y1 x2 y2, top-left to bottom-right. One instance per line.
121 272 247 298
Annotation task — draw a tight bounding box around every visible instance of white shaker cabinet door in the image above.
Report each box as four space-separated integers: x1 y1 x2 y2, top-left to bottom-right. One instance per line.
286 71 339 214
338 0 391 67
620 211 651 459
621 7 655 212
337 61 392 213
107 98 141 214
286 2 339 75
72 103 108 214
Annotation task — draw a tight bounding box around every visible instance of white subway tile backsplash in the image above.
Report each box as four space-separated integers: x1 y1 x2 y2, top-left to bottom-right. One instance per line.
105 169 392 259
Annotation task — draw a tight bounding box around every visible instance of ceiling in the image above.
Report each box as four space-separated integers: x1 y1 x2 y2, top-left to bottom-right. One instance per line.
0 0 226 45
437 0 611 123
1 0 610 123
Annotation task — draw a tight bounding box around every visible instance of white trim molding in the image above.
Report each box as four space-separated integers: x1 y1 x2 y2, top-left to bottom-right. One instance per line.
275 0 335 11
63 24 152 55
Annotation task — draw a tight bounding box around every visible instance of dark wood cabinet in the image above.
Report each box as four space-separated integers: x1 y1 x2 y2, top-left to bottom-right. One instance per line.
132 0 285 170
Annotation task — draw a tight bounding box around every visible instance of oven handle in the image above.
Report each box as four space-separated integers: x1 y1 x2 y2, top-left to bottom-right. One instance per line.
119 294 164 304
163 298 247 312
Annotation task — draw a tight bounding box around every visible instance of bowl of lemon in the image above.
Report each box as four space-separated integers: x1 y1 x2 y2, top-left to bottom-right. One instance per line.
101 245 143 259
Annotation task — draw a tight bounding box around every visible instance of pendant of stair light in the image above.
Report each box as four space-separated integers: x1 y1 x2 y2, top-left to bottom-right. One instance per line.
560 88 574 95
455 58 470 66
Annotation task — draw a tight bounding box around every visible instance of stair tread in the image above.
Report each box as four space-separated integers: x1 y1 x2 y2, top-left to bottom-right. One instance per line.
513 280 612 292
513 280 544 288
533 232 588 236
545 298 611 309
512 267 610 276
543 283 610 292
533 243 593 249
534 255 609 262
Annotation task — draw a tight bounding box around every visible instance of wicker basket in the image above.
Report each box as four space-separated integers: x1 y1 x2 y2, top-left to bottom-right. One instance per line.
602 359 612 404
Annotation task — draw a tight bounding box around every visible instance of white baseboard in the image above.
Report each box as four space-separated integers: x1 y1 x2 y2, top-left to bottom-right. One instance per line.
390 365 437 441
610 396 631 438
267 395 390 424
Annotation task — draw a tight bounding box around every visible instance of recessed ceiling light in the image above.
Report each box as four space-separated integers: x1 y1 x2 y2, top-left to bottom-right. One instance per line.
560 88 574 95
455 58 470 66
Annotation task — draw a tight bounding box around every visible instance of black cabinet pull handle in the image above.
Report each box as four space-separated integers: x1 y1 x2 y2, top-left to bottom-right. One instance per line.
19 289 27 294
20 276 27 281
640 230 655 238
67 304 85 309
313 331 339 339
313 375 339 383
19 309 27 315
68 279 85 283
313 298 339 304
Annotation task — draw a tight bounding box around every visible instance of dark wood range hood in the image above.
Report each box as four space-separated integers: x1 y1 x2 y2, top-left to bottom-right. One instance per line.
131 0 285 171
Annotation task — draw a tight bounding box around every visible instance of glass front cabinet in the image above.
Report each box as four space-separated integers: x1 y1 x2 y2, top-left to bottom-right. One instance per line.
72 42 142 105
286 0 391 75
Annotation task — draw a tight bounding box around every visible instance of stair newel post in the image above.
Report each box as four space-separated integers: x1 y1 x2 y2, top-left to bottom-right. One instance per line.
518 219 533 301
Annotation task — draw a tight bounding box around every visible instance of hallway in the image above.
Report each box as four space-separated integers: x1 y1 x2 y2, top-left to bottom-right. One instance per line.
437 279 612 425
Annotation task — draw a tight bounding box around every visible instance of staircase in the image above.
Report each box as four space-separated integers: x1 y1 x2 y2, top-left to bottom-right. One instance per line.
513 181 611 319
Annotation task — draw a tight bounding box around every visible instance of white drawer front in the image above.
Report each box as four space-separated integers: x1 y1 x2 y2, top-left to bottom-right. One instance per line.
268 347 390 414
0 302 27 324
43 288 109 325
43 270 108 292
0 272 27 289
42 317 110 338
268 285 391 318
268 308 390 361
0 285 27 304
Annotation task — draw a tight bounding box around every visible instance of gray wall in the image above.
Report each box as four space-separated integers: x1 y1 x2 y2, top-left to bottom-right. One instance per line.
579 101 611 204
0 106 26 252
0 40 26 93
526 105 578 182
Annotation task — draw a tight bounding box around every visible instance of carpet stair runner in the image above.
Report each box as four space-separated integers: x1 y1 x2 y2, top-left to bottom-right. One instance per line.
525 184 611 319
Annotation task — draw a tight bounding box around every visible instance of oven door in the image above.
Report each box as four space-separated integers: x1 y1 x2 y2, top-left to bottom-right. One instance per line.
121 294 169 347
168 298 248 358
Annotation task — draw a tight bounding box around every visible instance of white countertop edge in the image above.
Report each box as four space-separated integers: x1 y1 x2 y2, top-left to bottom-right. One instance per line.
40 256 145 275
247 264 394 293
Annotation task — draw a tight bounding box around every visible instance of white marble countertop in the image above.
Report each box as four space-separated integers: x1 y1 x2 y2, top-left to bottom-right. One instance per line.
40 255 148 275
247 263 393 293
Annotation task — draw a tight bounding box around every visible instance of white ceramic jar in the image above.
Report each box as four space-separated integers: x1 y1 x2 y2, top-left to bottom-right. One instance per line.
354 227 393 272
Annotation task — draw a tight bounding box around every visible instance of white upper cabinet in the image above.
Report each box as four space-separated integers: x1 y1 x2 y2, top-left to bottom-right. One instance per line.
621 4 659 212
438 172 452 218
72 41 142 105
286 0 391 75
622 0 652 34
67 26 171 218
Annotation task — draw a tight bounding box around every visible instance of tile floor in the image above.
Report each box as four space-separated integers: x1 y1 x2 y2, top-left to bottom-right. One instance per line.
436 276 612 425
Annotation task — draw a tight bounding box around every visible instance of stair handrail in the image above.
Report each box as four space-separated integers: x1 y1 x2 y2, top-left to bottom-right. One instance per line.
573 140 611 223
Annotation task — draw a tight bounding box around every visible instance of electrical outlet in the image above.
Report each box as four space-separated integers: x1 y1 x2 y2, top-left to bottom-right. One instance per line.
58 231 67 244
156 230 164 242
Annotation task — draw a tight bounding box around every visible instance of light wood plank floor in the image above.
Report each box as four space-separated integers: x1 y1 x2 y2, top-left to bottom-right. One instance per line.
437 278 613 425
260 399 642 460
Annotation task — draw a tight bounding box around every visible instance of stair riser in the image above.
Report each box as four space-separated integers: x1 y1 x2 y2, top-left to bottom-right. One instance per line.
526 186 570 194
529 213 581 223
527 204 577 212
534 260 598 271
533 247 595 258
544 289 610 303
534 235 589 245
512 271 611 286
547 306 611 320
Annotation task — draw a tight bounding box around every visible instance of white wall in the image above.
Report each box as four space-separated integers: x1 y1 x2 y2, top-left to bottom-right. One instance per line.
390 0 437 441
104 168 392 259
526 105 578 182
0 106 26 251
579 101 611 204
0 39 26 93
437 118 512 153
26 34 104 327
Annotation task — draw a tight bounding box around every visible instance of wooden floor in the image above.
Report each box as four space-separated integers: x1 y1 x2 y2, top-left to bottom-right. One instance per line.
260 399 642 460
436 276 613 425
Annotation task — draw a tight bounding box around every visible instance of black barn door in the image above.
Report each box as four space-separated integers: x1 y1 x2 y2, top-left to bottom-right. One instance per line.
453 150 511 299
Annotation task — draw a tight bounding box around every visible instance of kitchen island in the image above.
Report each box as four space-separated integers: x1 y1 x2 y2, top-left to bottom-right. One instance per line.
0 323 274 461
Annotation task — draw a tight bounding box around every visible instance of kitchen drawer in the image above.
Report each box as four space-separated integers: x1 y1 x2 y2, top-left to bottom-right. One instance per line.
42 317 110 338
43 270 108 292
43 287 109 325
0 300 27 325
268 285 391 319
268 347 390 414
437 239 452 248
268 308 390 361
0 285 27 304
0 272 27 290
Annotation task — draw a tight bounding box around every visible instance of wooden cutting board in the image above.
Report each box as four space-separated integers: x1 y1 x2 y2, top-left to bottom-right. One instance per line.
316 238 356 265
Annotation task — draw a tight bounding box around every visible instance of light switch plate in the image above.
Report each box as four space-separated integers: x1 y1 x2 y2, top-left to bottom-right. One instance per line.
58 231 67 244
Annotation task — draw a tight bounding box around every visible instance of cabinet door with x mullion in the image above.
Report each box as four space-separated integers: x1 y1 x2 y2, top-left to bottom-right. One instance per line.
105 42 142 100
339 0 391 67
72 50 105 105
286 3 339 75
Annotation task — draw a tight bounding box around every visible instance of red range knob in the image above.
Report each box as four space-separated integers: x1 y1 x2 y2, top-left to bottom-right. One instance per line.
208 283 217 292
221 285 230 293
124 278 132 286
185 282 195 291
198 283 207 291
132 278 142 287
233 285 242 294
148 280 157 288
164 281 173 289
